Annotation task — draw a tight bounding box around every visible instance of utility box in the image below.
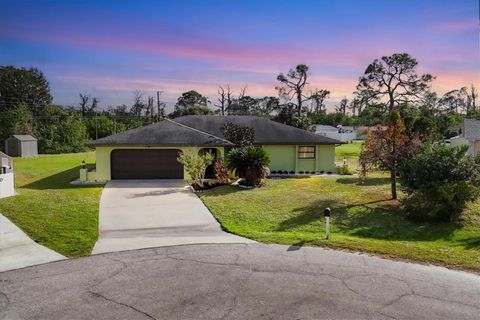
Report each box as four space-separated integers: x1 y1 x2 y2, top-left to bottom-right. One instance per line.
5 135 38 157
0 152 15 199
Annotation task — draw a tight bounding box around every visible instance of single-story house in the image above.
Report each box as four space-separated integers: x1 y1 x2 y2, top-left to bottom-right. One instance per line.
0 151 15 199
449 119 480 156
84 115 340 180
314 124 356 142
5 135 38 157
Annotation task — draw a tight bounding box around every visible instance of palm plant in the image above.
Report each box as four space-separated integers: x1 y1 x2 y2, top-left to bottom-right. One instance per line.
226 146 270 186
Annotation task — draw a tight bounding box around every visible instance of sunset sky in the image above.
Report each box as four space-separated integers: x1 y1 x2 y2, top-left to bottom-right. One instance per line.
1 0 478 111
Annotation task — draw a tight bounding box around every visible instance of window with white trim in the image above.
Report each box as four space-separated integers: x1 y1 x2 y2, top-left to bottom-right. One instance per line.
298 146 315 159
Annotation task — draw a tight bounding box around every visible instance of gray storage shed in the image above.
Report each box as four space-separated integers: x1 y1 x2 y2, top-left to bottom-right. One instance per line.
5 135 38 157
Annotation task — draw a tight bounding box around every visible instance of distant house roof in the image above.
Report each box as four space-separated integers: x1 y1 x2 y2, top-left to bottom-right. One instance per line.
87 116 340 147
0 151 12 159
314 125 338 132
464 119 480 141
9 135 37 142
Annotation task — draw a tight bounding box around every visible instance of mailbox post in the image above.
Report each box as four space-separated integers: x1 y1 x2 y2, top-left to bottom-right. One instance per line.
324 207 331 240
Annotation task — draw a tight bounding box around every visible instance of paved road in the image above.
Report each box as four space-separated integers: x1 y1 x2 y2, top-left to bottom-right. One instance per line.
92 180 254 254
1 243 479 320
0 214 65 272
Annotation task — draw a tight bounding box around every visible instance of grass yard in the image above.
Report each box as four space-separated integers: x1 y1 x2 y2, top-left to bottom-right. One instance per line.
0 152 102 258
199 174 480 271
335 140 363 170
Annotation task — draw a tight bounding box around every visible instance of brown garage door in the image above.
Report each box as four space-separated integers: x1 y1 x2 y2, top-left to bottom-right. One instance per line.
111 149 183 179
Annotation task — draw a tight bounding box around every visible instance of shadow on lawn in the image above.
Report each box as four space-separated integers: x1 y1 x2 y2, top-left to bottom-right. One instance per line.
336 177 390 186
21 165 100 190
276 198 462 243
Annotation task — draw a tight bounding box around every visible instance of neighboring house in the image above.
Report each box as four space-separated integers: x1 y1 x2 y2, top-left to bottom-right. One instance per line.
449 119 480 156
0 152 14 199
5 135 38 157
84 115 340 180
354 126 388 140
314 124 356 142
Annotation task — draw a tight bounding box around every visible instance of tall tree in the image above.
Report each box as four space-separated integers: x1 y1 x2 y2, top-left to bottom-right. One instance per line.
170 90 213 118
335 97 348 114
0 66 52 112
439 87 468 114
276 64 330 116
309 89 330 114
467 85 478 115
356 53 434 113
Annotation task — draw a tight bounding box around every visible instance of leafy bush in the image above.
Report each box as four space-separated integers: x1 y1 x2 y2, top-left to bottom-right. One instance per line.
214 160 230 184
337 163 353 175
177 151 213 188
226 146 271 186
398 145 480 222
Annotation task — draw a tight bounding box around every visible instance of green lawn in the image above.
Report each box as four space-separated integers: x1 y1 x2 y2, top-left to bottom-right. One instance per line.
199 174 480 271
335 141 363 170
0 152 102 258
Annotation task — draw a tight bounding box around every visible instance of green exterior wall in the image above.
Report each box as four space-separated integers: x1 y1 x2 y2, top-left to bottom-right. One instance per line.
317 145 336 172
91 144 336 180
91 146 225 181
263 144 336 173
262 145 296 172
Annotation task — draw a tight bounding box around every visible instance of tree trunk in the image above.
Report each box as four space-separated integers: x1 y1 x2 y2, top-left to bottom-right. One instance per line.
297 89 302 116
390 169 397 200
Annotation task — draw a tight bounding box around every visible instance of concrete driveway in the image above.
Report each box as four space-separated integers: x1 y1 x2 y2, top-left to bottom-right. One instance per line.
92 180 254 254
0 214 65 272
1 243 479 320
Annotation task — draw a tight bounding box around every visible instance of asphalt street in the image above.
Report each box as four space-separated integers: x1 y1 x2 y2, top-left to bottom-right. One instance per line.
1 243 479 320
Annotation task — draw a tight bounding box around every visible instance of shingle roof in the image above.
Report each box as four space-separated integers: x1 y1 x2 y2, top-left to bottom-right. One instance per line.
174 116 340 145
86 119 234 147
0 151 11 159
10 135 37 141
464 119 480 141
87 116 341 147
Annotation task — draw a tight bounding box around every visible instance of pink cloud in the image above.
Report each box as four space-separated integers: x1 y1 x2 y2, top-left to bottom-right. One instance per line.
427 19 477 32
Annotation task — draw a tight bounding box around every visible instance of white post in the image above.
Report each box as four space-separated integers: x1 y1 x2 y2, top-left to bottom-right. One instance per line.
325 216 330 240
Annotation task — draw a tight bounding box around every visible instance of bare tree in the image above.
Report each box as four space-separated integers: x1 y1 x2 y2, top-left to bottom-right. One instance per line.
79 93 91 116
467 85 478 115
131 90 146 117
90 97 99 112
215 85 233 116
146 96 155 119
335 97 348 114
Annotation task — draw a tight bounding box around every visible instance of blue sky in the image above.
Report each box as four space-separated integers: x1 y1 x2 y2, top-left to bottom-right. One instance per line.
0 0 478 110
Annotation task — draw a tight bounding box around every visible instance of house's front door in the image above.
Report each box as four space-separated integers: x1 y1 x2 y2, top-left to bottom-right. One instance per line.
475 140 480 156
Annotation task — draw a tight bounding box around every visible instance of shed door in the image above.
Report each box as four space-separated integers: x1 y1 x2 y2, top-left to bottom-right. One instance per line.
111 149 183 179
475 140 480 156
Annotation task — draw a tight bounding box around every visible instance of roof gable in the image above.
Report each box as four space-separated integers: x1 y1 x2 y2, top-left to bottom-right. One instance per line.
10 135 37 141
86 119 234 147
